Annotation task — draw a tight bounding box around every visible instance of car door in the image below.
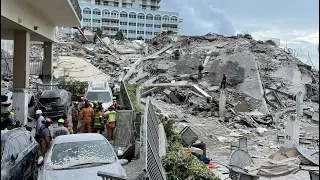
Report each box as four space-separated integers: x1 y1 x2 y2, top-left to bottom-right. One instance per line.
16 133 34 179
6 136 24 180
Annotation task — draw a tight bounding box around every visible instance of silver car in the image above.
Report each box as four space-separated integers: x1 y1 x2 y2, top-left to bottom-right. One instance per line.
37 134 127 180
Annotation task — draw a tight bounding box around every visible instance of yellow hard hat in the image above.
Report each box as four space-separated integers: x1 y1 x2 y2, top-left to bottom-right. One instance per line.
58 118 65 123
93 100 98 104
9 111 14 115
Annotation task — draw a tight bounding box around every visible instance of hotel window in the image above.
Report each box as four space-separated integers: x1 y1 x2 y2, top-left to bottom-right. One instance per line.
154 16 161 20
137 23 144 27
103 1 108 6
120 29 127 33
154 32 160 35
138 15 145 19
137 31 144 34
93 11 101 15
146 31 153 35
114 2 119 7
83 18 91 22
120 22 128 25
129 14 136 18
95 0 101 5
129 23 136 26
154 24 161 28
146 24 152 27
83 10 91 14
151 7 157 10
93 19 101 23
120 13 128 17
128 30 136 34
146 15 153 20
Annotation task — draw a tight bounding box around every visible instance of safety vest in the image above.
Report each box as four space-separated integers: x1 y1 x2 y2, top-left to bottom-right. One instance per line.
81 108 93 123
108 111 116 122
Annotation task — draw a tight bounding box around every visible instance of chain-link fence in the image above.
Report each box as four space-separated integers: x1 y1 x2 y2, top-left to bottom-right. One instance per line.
141 97 167 180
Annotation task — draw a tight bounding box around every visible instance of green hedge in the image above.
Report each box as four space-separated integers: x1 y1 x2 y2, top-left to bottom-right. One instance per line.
57 78 88 97
125 83 143 113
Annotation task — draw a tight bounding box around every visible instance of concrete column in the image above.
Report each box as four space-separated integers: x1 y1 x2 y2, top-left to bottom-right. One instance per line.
219 90 226 121
284 114 300 148
12 30 30 125
296 91 303 119
43 41 53 85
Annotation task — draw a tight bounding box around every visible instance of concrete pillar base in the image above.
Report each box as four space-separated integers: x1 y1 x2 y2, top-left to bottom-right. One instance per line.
219 90 226 121
284 115 300 148
12 88 29 125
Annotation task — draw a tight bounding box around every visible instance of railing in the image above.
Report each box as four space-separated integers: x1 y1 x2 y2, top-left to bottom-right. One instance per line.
102 14 120 19
1 57 43 76
101 23 119 27
141 97 167 180
69 0 82 20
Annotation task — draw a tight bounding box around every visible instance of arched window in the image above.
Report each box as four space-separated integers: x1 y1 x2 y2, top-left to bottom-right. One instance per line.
170 16 178 23
111 10 119 18
93 9 101 16
154 15 161 21
83 8 91 15
146 14 153 20
129 12 136 19
138 13 145 19
120 11 128 18
102 10 110 17
162 15 169 23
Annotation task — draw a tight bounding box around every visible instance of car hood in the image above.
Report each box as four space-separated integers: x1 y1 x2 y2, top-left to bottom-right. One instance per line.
39 162 127 180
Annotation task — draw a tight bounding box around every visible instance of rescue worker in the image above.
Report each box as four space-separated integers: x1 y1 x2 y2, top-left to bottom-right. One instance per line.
35 110 45 142
52 118 69 138
1 111 16 130
71 101 80 133
112 100 118 110
64 119 73 134
93 102 104 133
104 105 117 141
79 102 94 133
220 72 227 89
92 100 98 111
39 118 53 157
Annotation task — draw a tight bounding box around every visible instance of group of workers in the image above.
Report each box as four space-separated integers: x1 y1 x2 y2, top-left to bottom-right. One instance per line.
35 98 118 157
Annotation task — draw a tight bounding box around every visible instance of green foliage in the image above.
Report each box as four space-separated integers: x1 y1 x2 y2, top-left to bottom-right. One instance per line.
125 83 143 113
162 120 218 180
57 77 88 97
115 31 124 41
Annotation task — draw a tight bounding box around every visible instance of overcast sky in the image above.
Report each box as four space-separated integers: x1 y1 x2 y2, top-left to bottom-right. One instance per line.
160 0 319 69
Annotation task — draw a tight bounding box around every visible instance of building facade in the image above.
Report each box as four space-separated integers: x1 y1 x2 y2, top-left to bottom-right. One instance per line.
65 0 181 40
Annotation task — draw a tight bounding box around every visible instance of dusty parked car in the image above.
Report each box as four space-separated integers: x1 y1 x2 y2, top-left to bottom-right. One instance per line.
1 127 39 180
35 89 72 119
37 133 127 180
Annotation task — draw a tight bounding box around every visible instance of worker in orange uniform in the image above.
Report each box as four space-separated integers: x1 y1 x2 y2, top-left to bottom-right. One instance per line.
104 105 117 141
79 102 94 133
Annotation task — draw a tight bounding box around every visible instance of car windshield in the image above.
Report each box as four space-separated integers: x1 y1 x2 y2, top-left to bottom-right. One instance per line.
39 98 61 105
86 92 111 102
49 140 117 170
1 95 8 102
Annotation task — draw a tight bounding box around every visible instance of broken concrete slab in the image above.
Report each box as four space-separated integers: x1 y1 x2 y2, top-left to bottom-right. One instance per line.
312 111 319 124
128 72 149 84
163 89 181 104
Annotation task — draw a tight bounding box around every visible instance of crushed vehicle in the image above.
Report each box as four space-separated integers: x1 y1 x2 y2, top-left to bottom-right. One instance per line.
35 89 72 119
1 127 39 180
37 133 127 180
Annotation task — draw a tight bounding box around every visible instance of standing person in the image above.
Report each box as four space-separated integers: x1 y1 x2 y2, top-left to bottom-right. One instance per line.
79 102 94 133
71 101 80 133
64 119 73 134
92 100 98 111
35 110 45 142
220 72 227 89
104 105 117 141
93 102 104 133
52 118 69 138
39 118 53 157
198 59 204 80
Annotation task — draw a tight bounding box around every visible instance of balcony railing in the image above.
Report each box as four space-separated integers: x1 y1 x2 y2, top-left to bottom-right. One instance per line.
101 23 119 27
69 0 82 20
102 14 119 19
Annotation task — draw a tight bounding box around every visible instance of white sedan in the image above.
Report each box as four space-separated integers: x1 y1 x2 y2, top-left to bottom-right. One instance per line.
37 133 127 180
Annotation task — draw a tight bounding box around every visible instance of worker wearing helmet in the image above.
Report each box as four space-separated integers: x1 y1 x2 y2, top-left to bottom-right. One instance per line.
79 102 94 133
39 118 53 157
92 100 98 111
35 109 45 142
220 72 227 89
71 101 80 133
52 118 69 139
64 119 73 134
104 105 117 141
93 103 104 134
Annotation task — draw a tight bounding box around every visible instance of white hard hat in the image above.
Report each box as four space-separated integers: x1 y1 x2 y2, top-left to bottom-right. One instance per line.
35 110 43 115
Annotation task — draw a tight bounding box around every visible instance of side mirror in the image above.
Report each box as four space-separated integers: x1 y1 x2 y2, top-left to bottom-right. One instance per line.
11 154 18 162
37 156 44 166
118 159 129 166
